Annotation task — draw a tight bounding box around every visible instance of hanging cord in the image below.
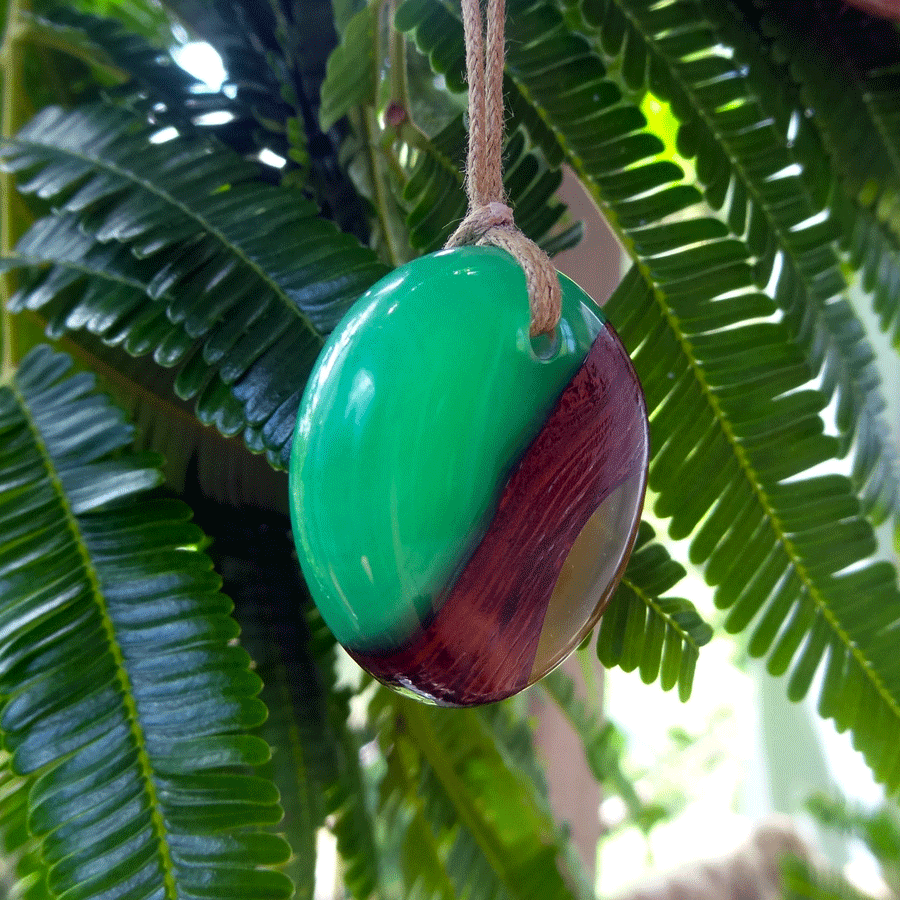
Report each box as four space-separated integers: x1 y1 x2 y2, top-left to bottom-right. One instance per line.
444 0 562 336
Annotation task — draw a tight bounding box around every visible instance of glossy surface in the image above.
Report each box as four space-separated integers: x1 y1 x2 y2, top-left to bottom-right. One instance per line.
291 248 606 647
290 246 648 705
349 324 648 704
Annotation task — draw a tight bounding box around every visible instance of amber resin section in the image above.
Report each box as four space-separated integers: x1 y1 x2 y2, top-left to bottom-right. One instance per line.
349 322 648 705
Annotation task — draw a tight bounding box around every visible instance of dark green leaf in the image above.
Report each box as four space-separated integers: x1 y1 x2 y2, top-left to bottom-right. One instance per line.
0 346 291 900
1 102 389 469
320 5 379 132
597 522 712 699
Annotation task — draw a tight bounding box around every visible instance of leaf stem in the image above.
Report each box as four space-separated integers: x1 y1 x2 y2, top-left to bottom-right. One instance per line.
0 0 28 383
395 702 516 889
359 106 409 267
388 0 408 113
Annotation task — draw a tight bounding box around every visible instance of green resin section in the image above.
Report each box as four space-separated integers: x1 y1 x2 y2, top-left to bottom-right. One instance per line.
289 246 605 650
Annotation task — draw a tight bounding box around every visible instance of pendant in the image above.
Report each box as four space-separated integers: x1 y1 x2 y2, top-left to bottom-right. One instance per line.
289 246 648 706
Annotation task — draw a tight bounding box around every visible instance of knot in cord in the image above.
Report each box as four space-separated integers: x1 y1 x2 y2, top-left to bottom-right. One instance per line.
445 201 514 247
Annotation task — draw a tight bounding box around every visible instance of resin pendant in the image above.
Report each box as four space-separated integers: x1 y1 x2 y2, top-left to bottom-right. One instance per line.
289 246 648 706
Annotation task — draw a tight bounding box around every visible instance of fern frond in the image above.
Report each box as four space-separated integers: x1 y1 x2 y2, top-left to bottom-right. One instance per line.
570 0 897 519
748 2 900 240
0 345 292 900
376 693 582 900
598 522 712 700
474 700 597 900
63 0 174 45
0 102 388 468
607 265 900 789
42 2 347 204
781 855 882 900
257 601 384 900
205 0 372 235
30 4 272 177
807 791 900 884
378 739 458 900
477 699 553 799
743 0 900 347
34 7 212 114
207 515 325 900
199 500 384 900
845 196 900 348
18 9 126 83
242 610 383 900
325 684 384 900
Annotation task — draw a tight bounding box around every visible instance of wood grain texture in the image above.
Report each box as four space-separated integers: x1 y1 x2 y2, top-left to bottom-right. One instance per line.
844 0 900 21
350 322 648 705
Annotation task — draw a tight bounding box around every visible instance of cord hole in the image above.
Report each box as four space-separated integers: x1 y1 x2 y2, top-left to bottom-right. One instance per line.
530 327 561 361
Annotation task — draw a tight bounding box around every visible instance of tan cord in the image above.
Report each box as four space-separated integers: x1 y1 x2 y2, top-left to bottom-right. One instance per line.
444 0 562 336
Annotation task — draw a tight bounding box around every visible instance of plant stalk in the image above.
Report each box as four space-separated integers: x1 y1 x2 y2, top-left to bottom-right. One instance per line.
0 0 28 383
359 106 409 267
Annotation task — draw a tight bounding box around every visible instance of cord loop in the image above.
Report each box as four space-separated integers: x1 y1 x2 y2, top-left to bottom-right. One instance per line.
442 0 561 336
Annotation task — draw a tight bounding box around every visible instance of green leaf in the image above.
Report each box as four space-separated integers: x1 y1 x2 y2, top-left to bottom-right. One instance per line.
606 265 900 790
597 522 712 700
334 0 370 34
320 4 379 132
745 1 900 350
376 693 582 900
807 792 900 888
0 102 389 469
780 854 883 900
0 345 292 900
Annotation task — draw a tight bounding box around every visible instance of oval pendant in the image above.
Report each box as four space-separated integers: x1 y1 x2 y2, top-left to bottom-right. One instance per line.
289 246 648 705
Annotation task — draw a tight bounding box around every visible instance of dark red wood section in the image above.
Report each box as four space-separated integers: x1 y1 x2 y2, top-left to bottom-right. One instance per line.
845 0 900 21
350 323 648 705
